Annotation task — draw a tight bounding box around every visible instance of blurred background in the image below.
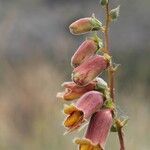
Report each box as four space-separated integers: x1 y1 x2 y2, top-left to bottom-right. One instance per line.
0 0 149 149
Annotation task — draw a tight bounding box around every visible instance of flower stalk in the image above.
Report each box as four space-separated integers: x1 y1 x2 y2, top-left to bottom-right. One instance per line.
103 1 126 150
104 2 115 101
57 0 127 150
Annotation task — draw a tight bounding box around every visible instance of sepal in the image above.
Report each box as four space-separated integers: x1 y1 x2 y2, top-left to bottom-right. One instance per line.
100 0 108 6
109 6 120 21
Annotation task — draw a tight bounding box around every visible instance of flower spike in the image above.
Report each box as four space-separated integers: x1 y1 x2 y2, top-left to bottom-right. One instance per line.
57 1 127 149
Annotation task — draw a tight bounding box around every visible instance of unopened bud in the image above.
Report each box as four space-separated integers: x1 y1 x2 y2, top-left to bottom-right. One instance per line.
100 0 108 6
71 39 99 67
69 17 102 35
72 55 109 86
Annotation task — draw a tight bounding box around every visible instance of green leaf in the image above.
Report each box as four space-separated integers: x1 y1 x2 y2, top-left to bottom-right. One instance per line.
109 5 120 21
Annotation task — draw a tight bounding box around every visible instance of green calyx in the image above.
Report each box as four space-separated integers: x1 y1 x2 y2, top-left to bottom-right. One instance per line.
91 14 102 31
89 34 103 50
104 99 115 110
100 0 108 6
109 5 120 21
95 77 108 93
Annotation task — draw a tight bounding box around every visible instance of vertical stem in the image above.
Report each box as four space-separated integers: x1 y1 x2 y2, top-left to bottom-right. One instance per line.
104 2 126 150
104 3 110 55
118 128 125 150
104 2 115 101
109 68 115 100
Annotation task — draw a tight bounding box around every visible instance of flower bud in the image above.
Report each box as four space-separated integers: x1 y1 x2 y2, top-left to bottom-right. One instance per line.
72 55 109 86
63 91 104 132
69 17 102 35
100 0 108 6
71 39 99 67
75 109 113 150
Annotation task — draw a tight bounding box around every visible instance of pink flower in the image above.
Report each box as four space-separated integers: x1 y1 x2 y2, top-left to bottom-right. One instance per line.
69 17 102 35
72 55 109 86
57 78 108 101
63 91 104 132
75 109 113 150
71 39 99 67
57 81 96 101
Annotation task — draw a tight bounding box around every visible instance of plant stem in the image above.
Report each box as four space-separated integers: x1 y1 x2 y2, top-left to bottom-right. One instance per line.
104 2 115 101
104 3 110 55
104 2 126 150
109 67 115 100
118 128 125 150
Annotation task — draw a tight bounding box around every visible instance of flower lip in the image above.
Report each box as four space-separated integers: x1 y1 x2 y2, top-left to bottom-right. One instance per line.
56 92 64 99
56 88 72 99
75 138 102 150
63 104 85 133
64 110 83 128
57 81 96 101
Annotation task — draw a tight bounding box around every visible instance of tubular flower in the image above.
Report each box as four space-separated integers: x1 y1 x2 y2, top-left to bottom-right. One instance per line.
57 81 96 101
57 78 108 101
75 109 113 150
71 39 99 67
63 91 104 132
72 55 109 86
69 17 102 35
